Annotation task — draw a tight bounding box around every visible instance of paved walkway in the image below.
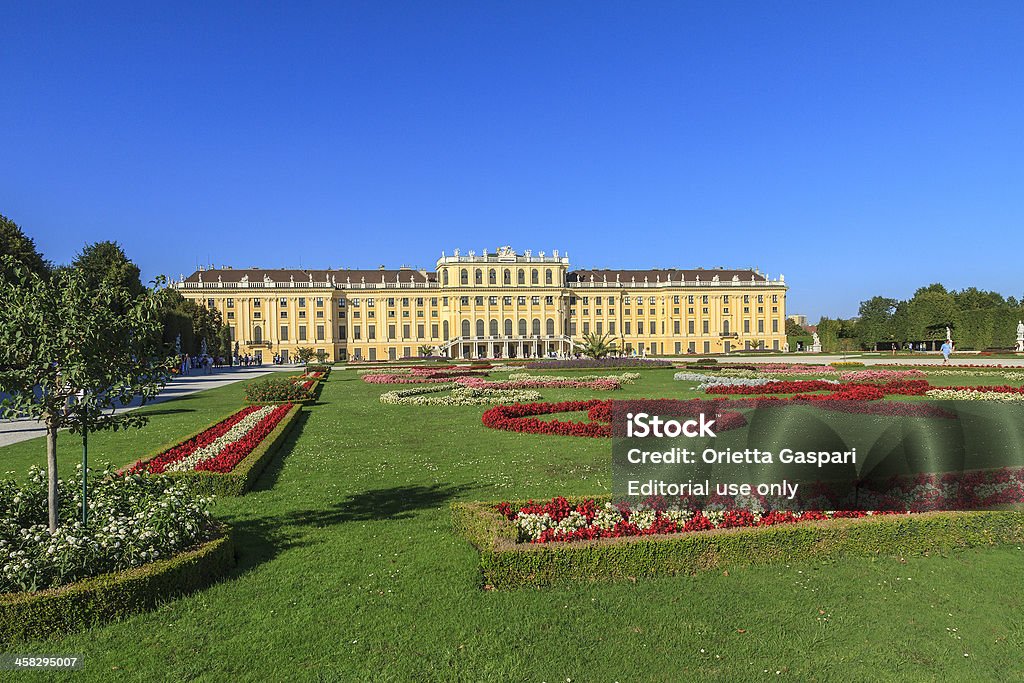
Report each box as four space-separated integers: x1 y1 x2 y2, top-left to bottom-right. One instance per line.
0 365 298 449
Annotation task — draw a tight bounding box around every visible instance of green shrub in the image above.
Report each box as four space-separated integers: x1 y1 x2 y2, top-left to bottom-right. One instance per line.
452 500 1024 589
0 527 234 643
245 377 313 404
305 364 331 375
831 361 865 368
693 357 718 365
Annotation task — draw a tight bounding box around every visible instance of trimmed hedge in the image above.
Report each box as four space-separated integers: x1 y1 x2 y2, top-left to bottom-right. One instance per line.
130 404 303 496
245 376 317 404
452 498 1024 589
0 527 235 643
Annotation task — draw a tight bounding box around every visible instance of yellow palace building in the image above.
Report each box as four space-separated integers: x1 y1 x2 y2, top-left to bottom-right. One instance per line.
175 246 788 362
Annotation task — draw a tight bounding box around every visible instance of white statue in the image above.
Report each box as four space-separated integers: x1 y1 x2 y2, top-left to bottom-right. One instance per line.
1016 320 1024 352
810 331 822 353
946 326 952 342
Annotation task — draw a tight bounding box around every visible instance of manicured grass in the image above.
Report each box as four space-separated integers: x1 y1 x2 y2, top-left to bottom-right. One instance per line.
1 369 1023 680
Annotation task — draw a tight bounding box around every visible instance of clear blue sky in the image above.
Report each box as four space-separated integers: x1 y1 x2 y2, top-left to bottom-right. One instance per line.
2 1 1022 320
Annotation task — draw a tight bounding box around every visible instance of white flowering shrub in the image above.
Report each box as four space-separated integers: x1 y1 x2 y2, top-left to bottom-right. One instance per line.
0 465 216 593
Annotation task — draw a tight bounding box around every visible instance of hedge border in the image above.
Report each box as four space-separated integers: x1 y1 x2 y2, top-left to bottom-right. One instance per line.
452 497 1024 589
129 403 303 496
244 374 322 405
0 526 235 643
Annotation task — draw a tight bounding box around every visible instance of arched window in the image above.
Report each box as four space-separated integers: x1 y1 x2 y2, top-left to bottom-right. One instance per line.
442 269 449 285
518 318 527 336
475 269 483 285
253 325 262 343
518 269 525 285
460 269 468 285
476 319 485 337
461 320 470 338
544 269 552 285
443 320 450 340
504 319 513 336
489 319 498 336
532 318 541 336
532 269 539 285
489 269 496 285
723 320 730 334
546 318 555 336
503 269 511 285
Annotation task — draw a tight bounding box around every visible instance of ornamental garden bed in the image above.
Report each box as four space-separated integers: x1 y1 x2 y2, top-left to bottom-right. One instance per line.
245 376 319 404
524 358 673 370
0 467 234 641
452 496 1024 589
0 527 234 642
128 403 302 495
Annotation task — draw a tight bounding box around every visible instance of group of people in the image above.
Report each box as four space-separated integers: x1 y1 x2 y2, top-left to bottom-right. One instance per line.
177 354 217 376
237 354 263 367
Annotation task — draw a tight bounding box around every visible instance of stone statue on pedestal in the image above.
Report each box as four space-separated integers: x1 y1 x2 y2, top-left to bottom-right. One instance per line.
810 331 822 353
1016 320 1024 352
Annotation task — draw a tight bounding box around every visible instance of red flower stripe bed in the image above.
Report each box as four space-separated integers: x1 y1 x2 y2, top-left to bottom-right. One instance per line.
132 403 294 474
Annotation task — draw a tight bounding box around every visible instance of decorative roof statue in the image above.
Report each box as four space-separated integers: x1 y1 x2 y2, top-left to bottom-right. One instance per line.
264 274 272 284
453 248 460 257
497 245 515 257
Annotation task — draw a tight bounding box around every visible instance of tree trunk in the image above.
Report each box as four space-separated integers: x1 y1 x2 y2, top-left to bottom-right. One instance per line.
46 420 59 533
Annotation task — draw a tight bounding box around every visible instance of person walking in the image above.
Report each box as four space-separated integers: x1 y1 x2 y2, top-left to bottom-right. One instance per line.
940 339 953 365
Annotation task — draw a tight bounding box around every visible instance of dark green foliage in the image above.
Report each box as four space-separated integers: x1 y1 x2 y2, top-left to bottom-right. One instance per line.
244 377 315 404
72 241 144 297
0 529 234 643
0 213 50 279
453 501 1024 589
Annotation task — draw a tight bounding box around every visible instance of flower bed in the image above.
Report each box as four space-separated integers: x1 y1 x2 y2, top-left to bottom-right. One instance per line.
748 363 840 375
524 358 673 370
245 376 315 403
839 369 926 382
128 404 302 495
926 387 1024 401
1 525 233 643
830 361 865 368
0 466 218 594
379 384 542 406
481 399 748 438
457 376 624 391
452 498 1024 588
507 372 641 384
704 379 931 397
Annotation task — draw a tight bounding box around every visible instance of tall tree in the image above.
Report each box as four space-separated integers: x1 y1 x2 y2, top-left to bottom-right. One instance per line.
72 241 144 297
856 296 897 349
0 257 173 532
0 213 50 280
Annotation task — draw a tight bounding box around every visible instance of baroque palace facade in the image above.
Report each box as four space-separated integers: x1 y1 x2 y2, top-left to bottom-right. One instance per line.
175 246 788 362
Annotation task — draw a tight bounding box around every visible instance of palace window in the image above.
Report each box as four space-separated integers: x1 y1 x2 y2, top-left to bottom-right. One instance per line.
503 269 511 285
227 299 234 308
460 296 469 306
489 269 497 285
503 296 512 305
624 296 631 304
531 296 540 305
673 295 680 304
582 297 589 305
402 298 409 306
687 295 694 305
772 294 779 303
757 295 764 303
316 325 325 340
366 299 374 307
489 296 498 305
316 297 324 306
354 326 361 340
475 296 484 306
637 321 644 334
299 325 307 341
227 312 234 319
387 298 395 307
518 269 525 285
388 325 396 339
460 269 469 285
253 299 261 308
702 321 709 334
517 296 526 305
544 269 551 285
416 297 423 306
280 325 289 341
403 324 410 338
545 296 554 305
280 311 288 319
299 297 306 307
475 269 483 285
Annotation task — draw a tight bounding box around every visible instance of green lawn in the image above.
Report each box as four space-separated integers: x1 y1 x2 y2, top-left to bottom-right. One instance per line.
2 369 1023 681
